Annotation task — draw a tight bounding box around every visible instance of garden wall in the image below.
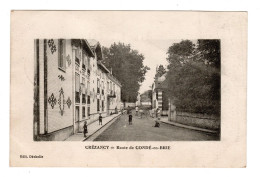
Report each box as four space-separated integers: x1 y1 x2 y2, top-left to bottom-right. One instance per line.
176 111 220 130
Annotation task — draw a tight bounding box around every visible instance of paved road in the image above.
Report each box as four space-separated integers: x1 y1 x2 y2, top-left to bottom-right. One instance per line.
94 112 220 141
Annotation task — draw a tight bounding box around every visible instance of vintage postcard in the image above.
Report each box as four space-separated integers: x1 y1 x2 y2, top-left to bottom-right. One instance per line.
10 11 247 167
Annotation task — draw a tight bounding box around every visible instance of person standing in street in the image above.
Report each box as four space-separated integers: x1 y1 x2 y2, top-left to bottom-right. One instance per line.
128 106 133 125
139 109 143 119
135 106 139 116
149 108 153 118
99 113 103 125
83 121 88 137
157 108 161 120
153 119 160 128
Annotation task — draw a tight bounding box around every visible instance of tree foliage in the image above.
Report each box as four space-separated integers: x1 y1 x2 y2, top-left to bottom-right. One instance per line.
155 65 167 78
167 40 195 66
166 40 220 115
197 40 221 69
102 43 150 103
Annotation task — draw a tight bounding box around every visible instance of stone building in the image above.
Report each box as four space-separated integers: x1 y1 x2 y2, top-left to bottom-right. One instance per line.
33 39 121 141
151 74 169 116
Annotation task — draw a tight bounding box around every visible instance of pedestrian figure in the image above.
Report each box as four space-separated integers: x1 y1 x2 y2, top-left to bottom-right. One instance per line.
99 113 103 125
150 108 153 118
127 106 133 125
135 106 139 116
139 109 143 119
154 119 160 128
157 108 161 120
83 121 88 137
121 107 124 115
127 106 131 114
129 114 133 125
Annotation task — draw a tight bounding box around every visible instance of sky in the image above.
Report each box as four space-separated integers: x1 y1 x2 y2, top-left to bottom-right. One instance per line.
99 39 183 94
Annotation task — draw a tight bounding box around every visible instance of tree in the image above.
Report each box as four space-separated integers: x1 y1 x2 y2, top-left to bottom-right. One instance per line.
196 40 221 69
155 65 166 78
102 43 150 103
166 40 220 115
167 40 195 65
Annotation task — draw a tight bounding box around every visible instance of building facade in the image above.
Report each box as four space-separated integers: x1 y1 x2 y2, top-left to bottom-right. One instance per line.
152 74 169 116
34 39 121 141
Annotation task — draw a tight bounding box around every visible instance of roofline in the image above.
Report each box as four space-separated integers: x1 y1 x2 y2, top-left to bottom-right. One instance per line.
83 40 95 57
107 73 122 87
97 61 110 73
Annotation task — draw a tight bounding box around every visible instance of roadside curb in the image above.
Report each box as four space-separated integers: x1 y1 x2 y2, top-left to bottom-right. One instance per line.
160 120 219 134
83 113 122 141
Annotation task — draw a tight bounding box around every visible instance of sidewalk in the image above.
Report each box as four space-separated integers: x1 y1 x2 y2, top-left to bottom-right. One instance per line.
65 113 122 141
159 117 219 134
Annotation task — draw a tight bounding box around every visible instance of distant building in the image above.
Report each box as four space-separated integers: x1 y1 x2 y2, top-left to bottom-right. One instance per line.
152 74 168 115
34 39 121 141
140 90 152 106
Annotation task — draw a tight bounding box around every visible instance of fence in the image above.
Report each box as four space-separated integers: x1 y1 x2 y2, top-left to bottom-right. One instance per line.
175 111 220 130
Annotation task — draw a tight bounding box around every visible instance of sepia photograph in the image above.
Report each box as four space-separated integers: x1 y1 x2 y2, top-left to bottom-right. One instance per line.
10 11 246 167
33 38 220 141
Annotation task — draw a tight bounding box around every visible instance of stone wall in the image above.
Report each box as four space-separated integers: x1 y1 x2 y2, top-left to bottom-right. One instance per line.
176 111 220 130
125 102 136 108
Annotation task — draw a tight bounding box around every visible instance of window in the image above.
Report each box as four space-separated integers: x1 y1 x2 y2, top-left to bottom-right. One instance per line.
82 94 86 104
87 95 90 104
97 99 100 112
87 107 90 116
75 73 80 103
97 79 100 88
82 77 86 104
87 69 91 76
101 81 104 95
97 79 100 94
75 49 80 65
75 106 79 122
82 53 86 70
87 56 90 68
87 81 90 95
82 107 86 118
87 56 91 76
82 78 86 104
58 39 66 71
113 84 115 94
102 101 104 111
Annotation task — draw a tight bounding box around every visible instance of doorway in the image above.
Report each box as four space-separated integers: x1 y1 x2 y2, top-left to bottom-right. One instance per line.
75 106 80 133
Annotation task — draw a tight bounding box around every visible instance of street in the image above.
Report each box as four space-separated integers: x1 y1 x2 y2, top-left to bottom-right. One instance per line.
94 111 220 141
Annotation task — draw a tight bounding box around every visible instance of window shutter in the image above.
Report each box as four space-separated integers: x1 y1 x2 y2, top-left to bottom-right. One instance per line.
62 40 66 69
75 74 80 92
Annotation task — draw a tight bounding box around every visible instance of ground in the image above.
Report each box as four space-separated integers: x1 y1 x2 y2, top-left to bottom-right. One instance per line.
94 111 220 141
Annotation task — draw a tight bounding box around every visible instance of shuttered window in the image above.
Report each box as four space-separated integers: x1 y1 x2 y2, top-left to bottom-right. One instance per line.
58 39 66 71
